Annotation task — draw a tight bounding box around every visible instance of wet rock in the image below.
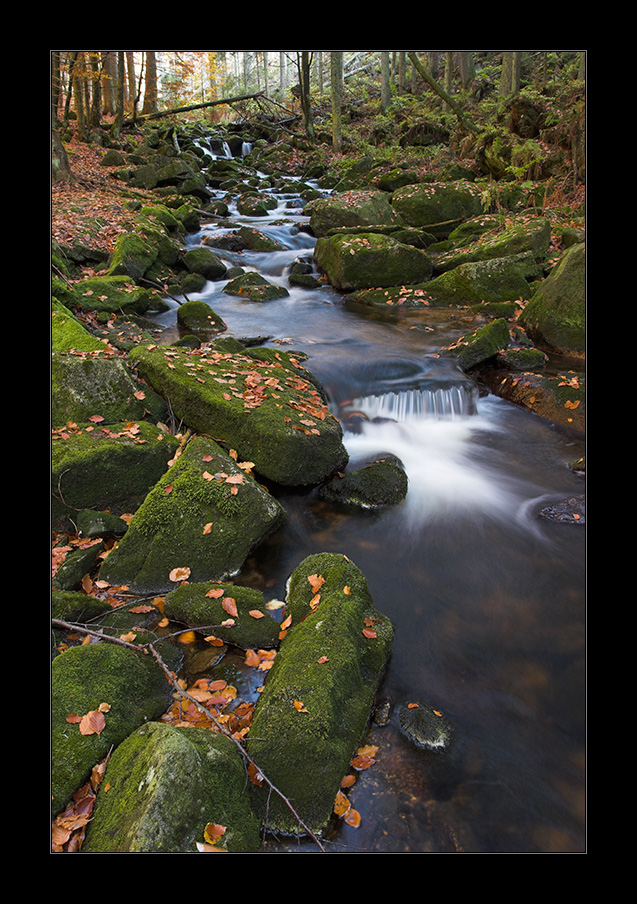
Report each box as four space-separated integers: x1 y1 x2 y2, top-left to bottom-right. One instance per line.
314 231 433 291
82 722 260 853
538 494 585 524
318 455 408 509
398 702 454 752
98 435 287 594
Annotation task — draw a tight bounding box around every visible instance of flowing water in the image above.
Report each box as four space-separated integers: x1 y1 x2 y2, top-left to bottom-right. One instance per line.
153 171 586 853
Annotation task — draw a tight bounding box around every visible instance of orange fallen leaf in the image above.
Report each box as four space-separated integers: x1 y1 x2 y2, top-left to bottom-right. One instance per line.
248 610 265 619
343 807 361 827
308 573 325 594
362 627 377 638
334 791 350 817
206 587 224 598
222 597 238 618
294 700 308 712
79 709 106 736
178 631 197 644
204 823 227 844
169 566 191 583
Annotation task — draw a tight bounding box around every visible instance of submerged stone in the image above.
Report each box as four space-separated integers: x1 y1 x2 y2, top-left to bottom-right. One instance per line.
246 553 394 837
98 435 287 594
83 722 260 853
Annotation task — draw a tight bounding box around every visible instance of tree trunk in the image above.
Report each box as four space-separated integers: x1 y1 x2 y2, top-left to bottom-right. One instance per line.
142 52 158 115
110 52 125 139
297 51 316 143
52 126 73 183
380 51 391 111
330 51 343 153
407 52 481 135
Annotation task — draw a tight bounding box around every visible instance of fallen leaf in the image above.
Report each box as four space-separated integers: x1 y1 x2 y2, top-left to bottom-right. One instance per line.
222 597 238 618
169 566 191 583
294 700 308 712
308 573 325 594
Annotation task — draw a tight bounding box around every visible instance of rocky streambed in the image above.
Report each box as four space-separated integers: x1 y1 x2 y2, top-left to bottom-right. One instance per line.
52 121 585 853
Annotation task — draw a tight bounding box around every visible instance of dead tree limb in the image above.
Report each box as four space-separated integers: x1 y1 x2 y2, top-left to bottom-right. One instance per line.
123 92 266 125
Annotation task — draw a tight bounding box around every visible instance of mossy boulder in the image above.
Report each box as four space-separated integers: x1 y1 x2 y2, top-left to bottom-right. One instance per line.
164 581 282 650
128 343 348 487
177 299 227 336
52 301 106 353
98 435 287 594
183 247 228 281
442 317 511 370
419 256 534 307
478 368 585 432
223 270 289 302
314 232 433 291
518 242 585 357
246 553 394 837
82 722 260 853
51 643 173 816
51 420 179 529
434 216 551 273
318 455 408 509
390 181 484 236
107 233 159 281
307 188 405 237
51 350 150 428
236 193 277 217
58 275 155 316
235 225 286 251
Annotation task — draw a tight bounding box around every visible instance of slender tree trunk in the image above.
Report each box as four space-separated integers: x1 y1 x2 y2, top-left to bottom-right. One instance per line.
297 51 316 143
380 51 391 111
408 52 481 134
330 51 343 153
110 51 125 139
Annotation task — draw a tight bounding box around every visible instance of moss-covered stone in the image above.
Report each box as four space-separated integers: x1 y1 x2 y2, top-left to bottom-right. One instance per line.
164 581 281 649
183 246 227 280
235 225 286 251
51 420 179 529
51 643 173 816
98 435 287 594
128 343 348 487
51 351 150 428
314 232 433 291
435 216 551 273
107 233 159 281
52 301 106 353
519 242 585 357
442 317 511 370
246 553 394 837
318 455 408 509
176 299 227 336
307 188 404 237
222 270 289 302
59 275 156 316
390 181 484 236
421 256 533 307
82 722 260 853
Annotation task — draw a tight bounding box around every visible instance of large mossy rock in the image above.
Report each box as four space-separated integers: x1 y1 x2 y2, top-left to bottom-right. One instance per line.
390 181 484 236
434 216 552 273
98 435 287 594
107 233 159 281
419 255 535 307
518 242 585 358
51 643 173 816
183 247 228 281
246 553 394 837
82 722 260 853
128 343 348 487
164 581 282 650
307 189 404 237
222 270 290 302
58 275 156 316
51 350 150 429
176 299 227 336
51 421 179 529
314 232 433 291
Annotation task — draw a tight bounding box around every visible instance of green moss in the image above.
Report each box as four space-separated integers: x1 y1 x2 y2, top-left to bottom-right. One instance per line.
246 553 393 836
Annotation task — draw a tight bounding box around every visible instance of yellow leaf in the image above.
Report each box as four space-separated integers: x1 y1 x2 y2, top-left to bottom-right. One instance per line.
294 700 308 712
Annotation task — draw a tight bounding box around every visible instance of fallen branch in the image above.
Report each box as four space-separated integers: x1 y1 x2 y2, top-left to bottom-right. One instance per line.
51 618 326 851
124 92 266 125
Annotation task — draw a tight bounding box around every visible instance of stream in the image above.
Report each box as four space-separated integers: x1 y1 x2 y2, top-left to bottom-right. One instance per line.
152 166 586 854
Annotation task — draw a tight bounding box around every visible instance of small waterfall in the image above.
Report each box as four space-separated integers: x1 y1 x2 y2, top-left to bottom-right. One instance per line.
347 384 479 423
241 141 253 156
222 140 233 158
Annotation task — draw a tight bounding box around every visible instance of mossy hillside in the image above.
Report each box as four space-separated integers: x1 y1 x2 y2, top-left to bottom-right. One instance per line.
314 232 433 291
246 553 394 836
82 722 260 853
128 342 348 487
51 420 179 529
51 643 173 817
98 435 287 593
164 581 282 649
